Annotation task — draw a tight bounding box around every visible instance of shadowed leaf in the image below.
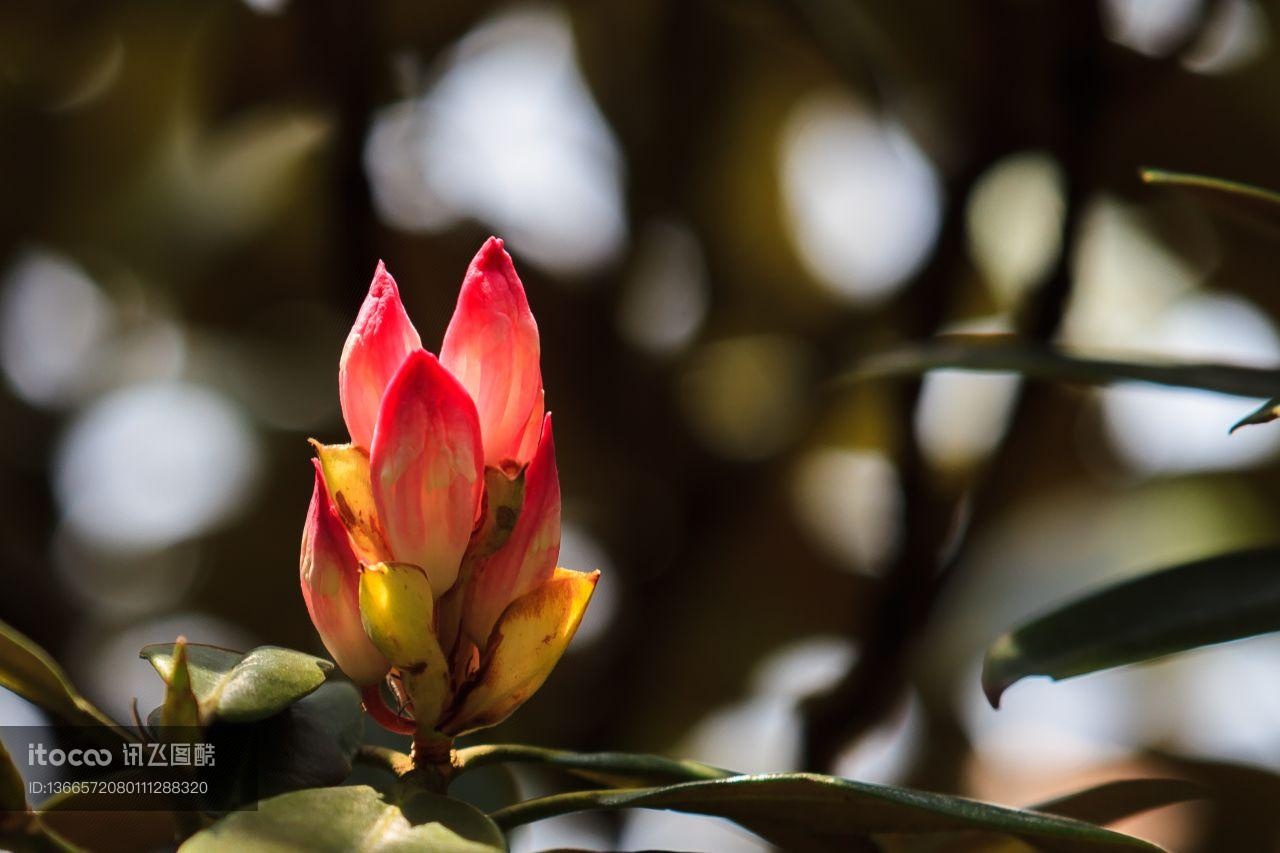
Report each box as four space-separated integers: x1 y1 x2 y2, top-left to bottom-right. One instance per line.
490 773 1164 852
1031 778 1204 825
1230 397 1280 433
0 620 124 736
850 336 1280 399
983 548 1280 708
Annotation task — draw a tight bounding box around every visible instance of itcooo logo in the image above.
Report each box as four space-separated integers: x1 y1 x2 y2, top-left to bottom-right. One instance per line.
27 743 113 767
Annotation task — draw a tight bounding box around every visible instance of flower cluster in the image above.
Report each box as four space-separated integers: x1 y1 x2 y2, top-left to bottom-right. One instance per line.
300 238 597 744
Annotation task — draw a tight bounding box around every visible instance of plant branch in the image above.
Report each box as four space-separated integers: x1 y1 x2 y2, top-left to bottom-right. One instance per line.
454 743 732 784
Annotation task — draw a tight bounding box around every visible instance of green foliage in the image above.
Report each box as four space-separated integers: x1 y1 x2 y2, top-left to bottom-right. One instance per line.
159 639 201 731
0 620 124 734
488 772 1184 852
1030 779 1205 827
983 548 1280 707
178 786 504 853
853 335 1280 400
140 642 332 724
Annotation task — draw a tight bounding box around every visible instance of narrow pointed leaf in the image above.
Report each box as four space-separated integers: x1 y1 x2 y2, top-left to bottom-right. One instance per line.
983 548 1280 708
140 644 331 724
489 773 1163 852
455 743 732 787
0 620 124 735
1141 168 1280 231
159 638 201 731
1030 778 1203 826
1230 397 1280 433
179 785 503 852
851 336 1280 399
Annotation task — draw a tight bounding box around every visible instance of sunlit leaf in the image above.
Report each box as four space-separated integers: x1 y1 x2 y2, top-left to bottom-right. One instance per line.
489 773 1163 852
0 619 124 735
851 336 1280 399
983 548 1280 708
140 644 331 724
159 638 201 732
1141 168 1280 231
179 786 503 852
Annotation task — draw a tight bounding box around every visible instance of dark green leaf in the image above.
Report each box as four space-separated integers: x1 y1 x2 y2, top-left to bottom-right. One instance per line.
179 785 503 852
0 739 27 813
140 643 331 724
1230 397 1280 433
0 620 123 735
490 773 1163 852
850 335 1280 399
1030 778 1204 825
454 743 732 787
251 681 364 798
984 548 1280 707
1141 168 1280 231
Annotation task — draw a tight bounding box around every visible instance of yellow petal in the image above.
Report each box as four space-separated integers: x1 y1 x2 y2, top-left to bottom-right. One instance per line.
442 567 598 736
358 562 451 726
311 441 390 565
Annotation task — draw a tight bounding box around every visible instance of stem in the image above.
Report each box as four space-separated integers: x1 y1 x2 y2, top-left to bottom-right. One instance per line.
489 788 637 831
353 745 413 777
454 743 732 784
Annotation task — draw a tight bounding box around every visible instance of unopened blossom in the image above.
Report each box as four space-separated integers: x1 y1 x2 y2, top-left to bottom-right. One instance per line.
299 238 597 745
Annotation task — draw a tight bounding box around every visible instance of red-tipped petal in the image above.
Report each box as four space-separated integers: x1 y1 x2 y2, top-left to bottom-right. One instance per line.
370 350 484 596
339 262 422 450
300 462 390 685
463 414 561 645
440 237 544 468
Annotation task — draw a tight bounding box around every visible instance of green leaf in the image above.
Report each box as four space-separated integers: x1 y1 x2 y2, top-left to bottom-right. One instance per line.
850 335 1280 399
489 773 1163 852
983 548 1280 707
0 620 123 735
140 643 331 724
1030 778 1203 826
159 638 201 731
1230 397 1280 433
1141 168 1280 231
251 681 364 799
0 738 27 813
179 786 504 852
455 743 732 787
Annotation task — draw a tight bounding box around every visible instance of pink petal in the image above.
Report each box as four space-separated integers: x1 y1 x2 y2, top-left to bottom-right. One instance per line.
463 414 561 646
339 262 422 450
440 237 544 469
370 349 484 596
300 461 390 685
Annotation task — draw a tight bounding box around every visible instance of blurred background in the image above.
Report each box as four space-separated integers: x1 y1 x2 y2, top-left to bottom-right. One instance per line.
2 0 1280 849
